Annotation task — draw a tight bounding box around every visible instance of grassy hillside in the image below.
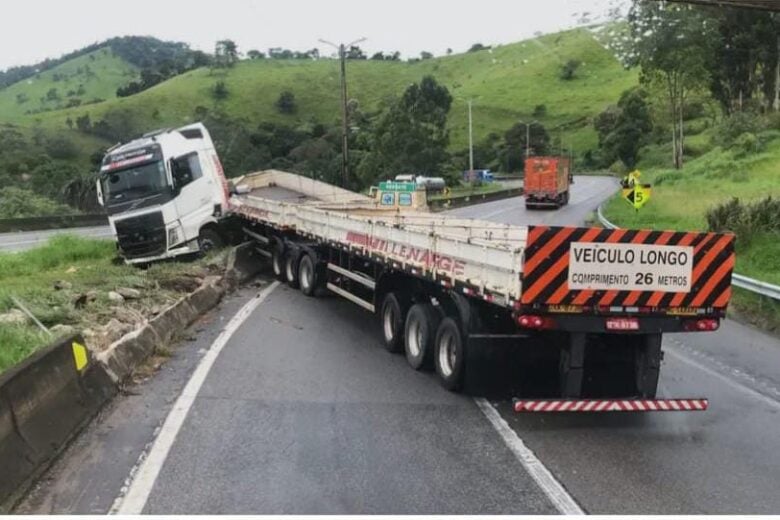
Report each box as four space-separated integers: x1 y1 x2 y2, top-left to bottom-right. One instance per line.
0 48 138 120
6 28 637 155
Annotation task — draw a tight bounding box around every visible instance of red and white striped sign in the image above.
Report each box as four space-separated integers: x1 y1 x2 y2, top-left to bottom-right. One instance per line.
513 398 708 413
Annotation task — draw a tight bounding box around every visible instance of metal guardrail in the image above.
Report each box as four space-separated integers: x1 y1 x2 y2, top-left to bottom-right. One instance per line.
596 203 780 301
0 213 108 233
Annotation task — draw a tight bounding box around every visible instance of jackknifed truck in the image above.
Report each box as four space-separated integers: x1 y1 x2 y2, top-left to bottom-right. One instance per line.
100 124 736 412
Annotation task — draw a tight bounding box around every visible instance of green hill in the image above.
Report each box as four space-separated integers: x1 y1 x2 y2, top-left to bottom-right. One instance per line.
4 28 637 156
0 48 138 120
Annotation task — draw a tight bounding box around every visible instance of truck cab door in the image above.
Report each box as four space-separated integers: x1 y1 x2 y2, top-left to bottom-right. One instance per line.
171 152 213 245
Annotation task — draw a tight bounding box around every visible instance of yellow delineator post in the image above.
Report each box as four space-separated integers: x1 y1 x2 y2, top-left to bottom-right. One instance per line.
72 339 89 371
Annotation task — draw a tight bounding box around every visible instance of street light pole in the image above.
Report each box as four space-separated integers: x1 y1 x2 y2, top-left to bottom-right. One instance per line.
319 37 366 188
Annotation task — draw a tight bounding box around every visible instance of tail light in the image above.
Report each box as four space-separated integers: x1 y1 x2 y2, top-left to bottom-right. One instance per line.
684 318 719 332
517 315 553 330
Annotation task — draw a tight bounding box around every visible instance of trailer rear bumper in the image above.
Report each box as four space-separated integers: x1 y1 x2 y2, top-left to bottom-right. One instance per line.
513 398 708 413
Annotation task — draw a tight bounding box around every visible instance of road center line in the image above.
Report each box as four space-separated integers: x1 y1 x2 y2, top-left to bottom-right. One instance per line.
474 397 585 515
111 281 280 514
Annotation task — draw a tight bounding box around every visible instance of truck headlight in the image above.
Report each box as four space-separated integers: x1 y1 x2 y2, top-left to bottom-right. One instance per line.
168 227 180 246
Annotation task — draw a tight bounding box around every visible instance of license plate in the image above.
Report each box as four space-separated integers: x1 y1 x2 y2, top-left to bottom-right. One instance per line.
667 307 698 316
606 317 639 331
548 305 581 314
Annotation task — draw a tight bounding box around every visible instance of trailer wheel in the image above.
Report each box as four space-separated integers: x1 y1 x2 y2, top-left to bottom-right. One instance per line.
271 242 285 280
284 251 299 289
380 292 407 353
298 254 318 297
404 303 441 370
434 317 466 391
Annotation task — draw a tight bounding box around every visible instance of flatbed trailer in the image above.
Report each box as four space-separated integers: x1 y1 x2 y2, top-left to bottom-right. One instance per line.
230 170 736 410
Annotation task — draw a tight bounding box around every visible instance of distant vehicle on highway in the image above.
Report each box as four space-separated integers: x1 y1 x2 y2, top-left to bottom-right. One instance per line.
524 156 572 209
463 169 494 183
96 123 232 264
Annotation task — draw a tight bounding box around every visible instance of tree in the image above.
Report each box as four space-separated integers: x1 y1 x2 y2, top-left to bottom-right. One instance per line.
345 45 366 60
446 48 453 55
468 43 490 53
75 114 91 132
559 59 581 80
596 88 653 169
65 116 73 129
275 90 297 114
629 1 713 168
370 52 385 61
358 76 453 183
247 49 266 60
420 51 433 60
46 88 60 101
215 39 239 67
500 122 550 172
707 8 779 113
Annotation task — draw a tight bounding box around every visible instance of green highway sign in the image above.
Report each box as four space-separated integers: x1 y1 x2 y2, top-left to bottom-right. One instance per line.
379 181 417 192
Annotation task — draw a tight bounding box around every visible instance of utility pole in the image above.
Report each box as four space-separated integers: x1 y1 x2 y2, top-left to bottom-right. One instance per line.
774 34 780 112
467 99 474 175
518 120 538 160
319 37 366 188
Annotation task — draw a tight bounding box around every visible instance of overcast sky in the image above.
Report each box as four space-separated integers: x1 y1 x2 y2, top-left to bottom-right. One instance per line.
0 0 629 70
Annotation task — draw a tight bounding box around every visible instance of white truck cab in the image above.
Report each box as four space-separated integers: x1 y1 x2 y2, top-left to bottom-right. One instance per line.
96 122 230 264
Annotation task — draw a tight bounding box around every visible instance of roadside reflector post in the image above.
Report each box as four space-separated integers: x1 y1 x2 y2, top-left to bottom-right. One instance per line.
559 332 586 398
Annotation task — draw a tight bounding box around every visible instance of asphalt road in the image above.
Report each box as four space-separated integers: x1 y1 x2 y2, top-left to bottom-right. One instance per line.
17 176 780 514
0 225 112 252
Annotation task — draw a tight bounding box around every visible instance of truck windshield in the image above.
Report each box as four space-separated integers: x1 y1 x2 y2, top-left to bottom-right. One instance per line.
101 161 169 206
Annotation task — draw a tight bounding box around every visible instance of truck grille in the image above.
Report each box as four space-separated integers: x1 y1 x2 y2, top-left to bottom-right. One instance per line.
114 211 166 259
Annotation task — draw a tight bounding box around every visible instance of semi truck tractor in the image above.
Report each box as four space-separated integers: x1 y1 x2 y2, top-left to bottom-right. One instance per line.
96 123 232 264
524 156 572 209
101 126 736 411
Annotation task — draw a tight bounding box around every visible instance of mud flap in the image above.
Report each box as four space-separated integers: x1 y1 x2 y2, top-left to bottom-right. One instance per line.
635 333 662 399
559 332 586 398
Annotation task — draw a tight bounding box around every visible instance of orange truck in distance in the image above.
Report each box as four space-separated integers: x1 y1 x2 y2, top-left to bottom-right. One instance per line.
524 156 572 209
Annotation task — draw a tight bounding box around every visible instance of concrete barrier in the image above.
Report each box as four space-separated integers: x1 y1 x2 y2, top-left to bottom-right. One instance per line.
0 335 115 511
0 244 266 510
428 187 523 212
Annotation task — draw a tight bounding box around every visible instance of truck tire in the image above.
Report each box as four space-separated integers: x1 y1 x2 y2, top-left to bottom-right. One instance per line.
404 303 441 370
271 242 285 281
434 317 466 391
198 227 223 254
284 251 299 289
380 292 407 353
298 254 318 297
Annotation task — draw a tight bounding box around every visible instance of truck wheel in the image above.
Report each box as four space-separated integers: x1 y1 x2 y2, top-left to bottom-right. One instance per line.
298 254 318 297
434 317 466 391
198 228 223 254
404 303 441 370
284 251 299 289
380 292 407 353
271 244 285 280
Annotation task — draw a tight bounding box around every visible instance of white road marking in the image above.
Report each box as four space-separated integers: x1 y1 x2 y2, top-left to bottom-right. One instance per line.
474 397 584 515
665 347 780 411
111 281 281 514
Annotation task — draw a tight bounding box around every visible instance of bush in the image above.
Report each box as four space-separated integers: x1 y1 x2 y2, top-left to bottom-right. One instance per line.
212 81 228 101
716 112 761 147
732 132 762 157
275 90 297 114
560 59 581 80
533 104 547 117
706 196 780 248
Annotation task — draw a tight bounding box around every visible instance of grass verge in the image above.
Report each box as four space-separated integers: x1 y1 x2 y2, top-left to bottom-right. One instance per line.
0 235 223 373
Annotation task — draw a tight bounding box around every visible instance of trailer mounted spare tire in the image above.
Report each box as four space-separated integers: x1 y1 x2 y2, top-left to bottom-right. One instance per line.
434 317 466 391
380 292 408 353
198 227 224 254
271 240 285 281
284 249 299 289
298 253 318 297
404 303 441 370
